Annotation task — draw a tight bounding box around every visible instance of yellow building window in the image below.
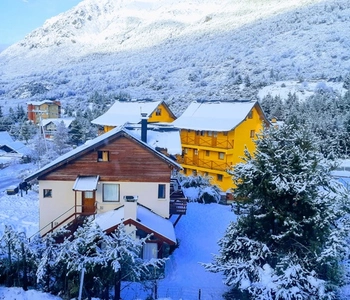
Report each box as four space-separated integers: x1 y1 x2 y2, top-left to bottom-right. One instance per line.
218 152 225 160
156 108 162 116
193 170 197 176
205 150 210 156
217 174 223 181
207 131 212 137
250 130 255 138
194 149 198 155
248 110 253 119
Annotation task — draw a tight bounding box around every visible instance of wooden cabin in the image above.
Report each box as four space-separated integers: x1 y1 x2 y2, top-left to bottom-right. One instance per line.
24 127 186 259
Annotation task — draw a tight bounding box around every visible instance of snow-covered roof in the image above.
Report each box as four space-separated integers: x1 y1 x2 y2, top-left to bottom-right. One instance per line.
73 176 100 191
27 100 59 106
42 117 74 128
0 132 31 156
124 124 182 155
24 126 182 182
172 101 258 131
0 131 14 144
95 204 176 245
91 100 162 126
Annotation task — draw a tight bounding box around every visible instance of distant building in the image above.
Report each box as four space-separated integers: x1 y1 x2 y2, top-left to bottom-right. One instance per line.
41 118 74 139
172 100 269 192
27 100 61 124
91 100 176 133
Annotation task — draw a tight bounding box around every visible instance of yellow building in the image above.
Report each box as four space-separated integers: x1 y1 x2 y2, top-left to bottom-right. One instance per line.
172 100 269 192
91 100 176 133
27 100 61 124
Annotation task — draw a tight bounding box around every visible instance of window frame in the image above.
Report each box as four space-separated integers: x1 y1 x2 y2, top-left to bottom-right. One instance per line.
158 184 166 199
102 183 120 202
250 130 255 138
97 150 109 162
43 189 52 198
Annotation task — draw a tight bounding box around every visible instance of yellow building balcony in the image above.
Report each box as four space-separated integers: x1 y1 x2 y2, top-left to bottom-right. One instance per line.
181 136 234 149
177 156 231 172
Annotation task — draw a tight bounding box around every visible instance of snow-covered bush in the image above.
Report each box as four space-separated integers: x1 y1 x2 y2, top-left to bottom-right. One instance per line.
179 175 221 204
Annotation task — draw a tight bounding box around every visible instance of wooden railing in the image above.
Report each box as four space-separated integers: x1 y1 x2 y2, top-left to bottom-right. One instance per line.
181 136 234 149
177 157 231 171
30 204 97 240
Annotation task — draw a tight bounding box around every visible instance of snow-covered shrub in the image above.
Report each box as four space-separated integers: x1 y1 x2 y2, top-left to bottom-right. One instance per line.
179 175 221 204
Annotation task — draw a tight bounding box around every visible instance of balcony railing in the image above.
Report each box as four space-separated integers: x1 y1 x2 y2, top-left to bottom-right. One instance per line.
177 157 231 171
181 136 234 149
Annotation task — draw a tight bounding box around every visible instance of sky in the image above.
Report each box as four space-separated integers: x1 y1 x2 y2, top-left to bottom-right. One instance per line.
0 0 82 49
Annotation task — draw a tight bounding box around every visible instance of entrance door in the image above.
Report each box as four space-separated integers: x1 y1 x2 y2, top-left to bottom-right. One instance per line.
82 191 95 213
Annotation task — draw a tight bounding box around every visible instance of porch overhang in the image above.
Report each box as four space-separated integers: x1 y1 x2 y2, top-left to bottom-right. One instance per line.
73 175 100 191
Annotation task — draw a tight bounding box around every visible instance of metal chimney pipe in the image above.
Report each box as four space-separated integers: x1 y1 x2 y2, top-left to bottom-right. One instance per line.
141 112 148 143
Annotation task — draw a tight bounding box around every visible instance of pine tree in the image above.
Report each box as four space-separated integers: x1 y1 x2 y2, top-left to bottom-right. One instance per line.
204 124 350 299
52 121 71 155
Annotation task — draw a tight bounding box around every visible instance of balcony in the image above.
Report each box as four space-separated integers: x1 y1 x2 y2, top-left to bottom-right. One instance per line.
181 136 234 149
177 156 231 172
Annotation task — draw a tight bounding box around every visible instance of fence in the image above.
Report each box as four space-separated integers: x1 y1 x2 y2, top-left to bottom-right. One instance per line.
121 283 226 300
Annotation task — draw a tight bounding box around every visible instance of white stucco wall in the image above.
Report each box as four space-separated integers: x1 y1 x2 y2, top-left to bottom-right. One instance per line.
39 180 170 235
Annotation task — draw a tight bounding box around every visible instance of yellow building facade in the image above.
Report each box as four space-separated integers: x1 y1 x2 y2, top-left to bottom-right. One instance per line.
173 101 268 192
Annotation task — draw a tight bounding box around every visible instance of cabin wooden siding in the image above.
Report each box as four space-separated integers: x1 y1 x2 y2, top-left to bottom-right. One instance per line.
178 104 266 191
40 136 172 183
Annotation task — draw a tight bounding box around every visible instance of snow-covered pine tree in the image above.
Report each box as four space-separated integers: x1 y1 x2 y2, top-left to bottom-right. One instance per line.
52 121 71 156
204 124 350 299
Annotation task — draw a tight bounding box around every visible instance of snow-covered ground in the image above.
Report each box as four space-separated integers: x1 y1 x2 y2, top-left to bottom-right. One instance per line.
0 161 235 299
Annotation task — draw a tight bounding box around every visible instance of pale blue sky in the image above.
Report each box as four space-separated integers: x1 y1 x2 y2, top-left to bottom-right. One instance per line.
0 0 82 48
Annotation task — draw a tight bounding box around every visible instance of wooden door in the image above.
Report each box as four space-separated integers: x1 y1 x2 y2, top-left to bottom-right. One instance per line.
82 191 95 214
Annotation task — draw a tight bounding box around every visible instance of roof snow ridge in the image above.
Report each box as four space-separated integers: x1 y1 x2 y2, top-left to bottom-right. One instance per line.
195 99 253 104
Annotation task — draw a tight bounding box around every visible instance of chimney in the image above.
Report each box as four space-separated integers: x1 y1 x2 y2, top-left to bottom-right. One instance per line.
123 195 138 220
141 112 148 143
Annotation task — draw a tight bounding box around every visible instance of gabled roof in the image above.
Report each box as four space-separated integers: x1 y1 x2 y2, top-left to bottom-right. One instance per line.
0 131 14 144
172 100 266 131
91 100 175 127
24 126 182 182
42 118 74 128
95 204 176 245
0 131 31 156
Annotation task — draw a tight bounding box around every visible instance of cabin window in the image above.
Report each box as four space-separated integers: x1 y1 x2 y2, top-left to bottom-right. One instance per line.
200 131 205 136
205 150 210 156
183 148 188 154
158 184 166 199
213 132 218 137
98 151 109 162
156 108 162 116
218 152 225 160
248 110 253 119
43 189 52 198
194 149 198 155
217 174 223 181
204 172 209 177
250 130 255 138
103 184 120 202
192 170 197 176
143 243 158 260
207 131 212 137
196 131 200 136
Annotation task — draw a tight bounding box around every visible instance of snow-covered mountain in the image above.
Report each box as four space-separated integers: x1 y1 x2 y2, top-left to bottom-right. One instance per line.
1 0 350 114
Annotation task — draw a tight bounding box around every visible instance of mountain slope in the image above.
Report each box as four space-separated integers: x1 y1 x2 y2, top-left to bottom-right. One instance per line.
0 0 350 113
